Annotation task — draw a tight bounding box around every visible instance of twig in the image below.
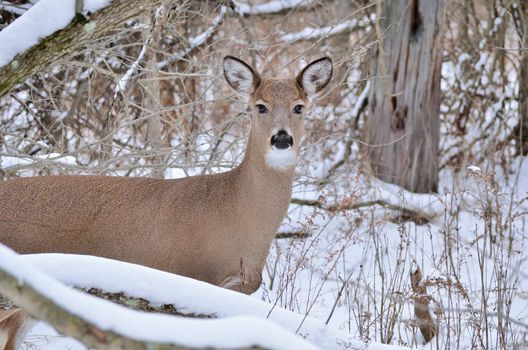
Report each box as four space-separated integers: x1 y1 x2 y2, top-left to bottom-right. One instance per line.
290 197 433 224
275 230 311 239
319 81 370 184
157 6 226 69
325 270 355 325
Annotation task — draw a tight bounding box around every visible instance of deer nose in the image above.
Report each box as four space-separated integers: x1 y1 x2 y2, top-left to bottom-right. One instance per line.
271 130 293 149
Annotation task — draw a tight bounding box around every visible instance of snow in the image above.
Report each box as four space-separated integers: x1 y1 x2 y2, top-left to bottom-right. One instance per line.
369 177 444 218
279 155 528 349
0 249 413 350
233 0 314 16
466 165 481 174
24 323 86 350
350 81 369 118
280 19 364 43
0 244 319 350
0 153 77 170
0 0 110 68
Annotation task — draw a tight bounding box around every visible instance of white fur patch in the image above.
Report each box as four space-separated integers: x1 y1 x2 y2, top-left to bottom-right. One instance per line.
0 328 7 350
223 58 254 93
300 58 332 95
265 147 297 170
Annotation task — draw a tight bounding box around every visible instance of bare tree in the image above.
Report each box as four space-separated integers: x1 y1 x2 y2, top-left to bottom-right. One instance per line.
365 0 445 193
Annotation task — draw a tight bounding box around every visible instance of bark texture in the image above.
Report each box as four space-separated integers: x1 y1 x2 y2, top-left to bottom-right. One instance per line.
366 0 445 193
0 0 162 98
143 5 167 178
517 2 528 155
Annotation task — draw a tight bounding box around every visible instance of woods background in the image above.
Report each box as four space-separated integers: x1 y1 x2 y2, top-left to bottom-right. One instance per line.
0 0 527 349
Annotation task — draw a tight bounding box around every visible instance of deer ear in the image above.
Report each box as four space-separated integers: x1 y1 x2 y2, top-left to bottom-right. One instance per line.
297 57 333 96
223 56 261 94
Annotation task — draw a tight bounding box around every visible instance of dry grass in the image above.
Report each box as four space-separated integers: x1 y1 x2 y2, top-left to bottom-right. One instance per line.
1 0 527 349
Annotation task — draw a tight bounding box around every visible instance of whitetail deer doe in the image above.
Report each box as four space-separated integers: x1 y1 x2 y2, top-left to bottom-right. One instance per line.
0 56 332 348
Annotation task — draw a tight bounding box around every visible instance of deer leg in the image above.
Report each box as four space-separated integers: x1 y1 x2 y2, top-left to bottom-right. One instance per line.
220 274 262 295
0 309 32 350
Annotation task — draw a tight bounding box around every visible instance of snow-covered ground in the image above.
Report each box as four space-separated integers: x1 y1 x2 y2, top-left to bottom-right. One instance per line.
2 156 525 349
1 0 527 349
254 155 528 349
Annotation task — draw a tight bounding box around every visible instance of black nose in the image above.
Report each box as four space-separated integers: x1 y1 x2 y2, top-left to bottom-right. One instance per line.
271 130 293 149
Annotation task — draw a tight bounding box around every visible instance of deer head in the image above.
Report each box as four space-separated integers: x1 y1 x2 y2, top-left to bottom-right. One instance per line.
223 56 333 171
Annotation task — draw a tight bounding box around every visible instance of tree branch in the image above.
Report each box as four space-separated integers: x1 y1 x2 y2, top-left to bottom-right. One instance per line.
279 19 368 44
0 1 31 16
0 0 162 98
0 268 197 349
230 0 317 16
290 197 433 224
0 245 329 350
157 5 227 69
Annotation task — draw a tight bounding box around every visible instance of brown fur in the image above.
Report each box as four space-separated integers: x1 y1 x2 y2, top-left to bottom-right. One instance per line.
410 266 437 344
0 57 331 295
0 309 30 350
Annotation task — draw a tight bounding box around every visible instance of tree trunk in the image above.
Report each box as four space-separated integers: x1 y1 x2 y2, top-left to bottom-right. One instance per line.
517 2 528 155
365 0 445 193
142 5 168 178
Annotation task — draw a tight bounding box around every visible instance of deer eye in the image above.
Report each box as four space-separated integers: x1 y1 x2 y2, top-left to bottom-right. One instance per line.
256 104 268 114
293 104 304 114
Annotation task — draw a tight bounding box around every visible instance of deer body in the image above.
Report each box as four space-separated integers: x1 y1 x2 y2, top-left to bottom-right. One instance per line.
0 56 332 348
0 56 332 293
0 152 293 291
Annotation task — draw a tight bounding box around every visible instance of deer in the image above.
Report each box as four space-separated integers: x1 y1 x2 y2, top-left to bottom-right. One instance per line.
0 55 333 349
0 309 32 350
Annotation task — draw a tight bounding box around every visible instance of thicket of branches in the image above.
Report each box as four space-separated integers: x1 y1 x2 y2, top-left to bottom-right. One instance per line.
1 1 524 178
1 0 527 349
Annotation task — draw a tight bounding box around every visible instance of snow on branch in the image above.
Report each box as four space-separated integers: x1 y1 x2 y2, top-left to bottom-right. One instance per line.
114 25 153 96
0 0 111 68
350 81 370 118
114 3 170 96
0 244 320 350
0 153 78 173
292 175 443 224
232 0 316 16
279 19 368 44
157 5 226 69
15 253 411 350
18 253 350 349
0 0 162 98
0 1 32 16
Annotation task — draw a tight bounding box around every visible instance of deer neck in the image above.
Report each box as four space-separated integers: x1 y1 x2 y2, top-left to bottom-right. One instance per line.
235 128 296 229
